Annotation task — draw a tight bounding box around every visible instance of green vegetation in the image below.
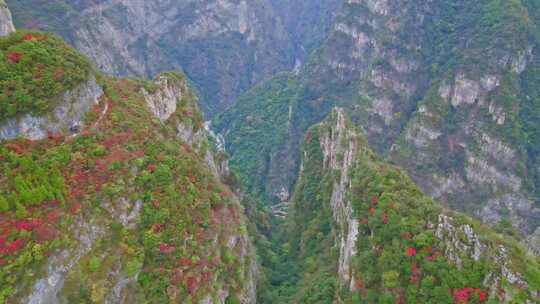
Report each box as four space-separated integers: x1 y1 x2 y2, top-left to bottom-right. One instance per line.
261 111 540 303
213 73 299 200
0 30 92 122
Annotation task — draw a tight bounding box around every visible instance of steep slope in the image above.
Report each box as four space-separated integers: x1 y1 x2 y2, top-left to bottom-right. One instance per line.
276 108 540 303
6 0 342 115
214 0 540 241
0 28 256 303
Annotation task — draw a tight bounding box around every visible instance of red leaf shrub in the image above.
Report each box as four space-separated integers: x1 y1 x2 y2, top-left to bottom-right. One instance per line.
478 290 487 302
179 258 192 267
14 219 43 231
53 68 65 81
70 203 82 215
152 223 163 233
406 247 417 257
23 33 36 41
7 52 23 63
159 243 176 254
35 224 59 242
382 212 389 224
186 276 199 295
452 288 487 303
46 210 63 223
410 262 421 284
401 232 412 240
371 195 379 206
4 142 29 155
0 238 27 256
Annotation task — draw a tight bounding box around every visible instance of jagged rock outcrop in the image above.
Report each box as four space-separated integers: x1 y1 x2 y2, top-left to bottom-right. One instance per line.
319 108 360 289
0 0 15 37
0 76 103 142
142 75 183 123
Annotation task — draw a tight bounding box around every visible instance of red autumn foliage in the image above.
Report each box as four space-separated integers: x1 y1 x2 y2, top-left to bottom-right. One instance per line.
478 291 487 302
0 238 27 256
368 208 376 215
406 247 417 257
53 68 65 81
4 142 29 155
410 262 421 284
47 131 63 144
452 288 487 304
159 243 176 254
201 271 213 283
7 52 23 63
401 232 412 240
426 250 443 262
70 203 82 215
182 109 194 117
382 212 389 224
101 132 131 149
35 224 59 242
148 164 157 173
23 34 36 41
179 258 192 267
152 223 163 233
186 276 199 295
131 150 145 158
371 195 379 206
353 277 367 299
182 143 192 152
14 219 43 231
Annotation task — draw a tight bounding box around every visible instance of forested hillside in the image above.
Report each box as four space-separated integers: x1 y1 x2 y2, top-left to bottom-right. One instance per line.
0 27 256 303
2 1 540 303
262 108 540 303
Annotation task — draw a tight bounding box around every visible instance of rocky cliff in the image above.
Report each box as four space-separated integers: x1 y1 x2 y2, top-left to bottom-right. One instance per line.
280 108 540 303
0 28 257 304
7 0 342 115
0 76 103 141
0 0 14 37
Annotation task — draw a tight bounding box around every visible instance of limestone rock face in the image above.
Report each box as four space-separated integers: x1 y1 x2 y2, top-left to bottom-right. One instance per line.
0 1 15 37
0 76 103 142
142 75 182 123
320 108 361 289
